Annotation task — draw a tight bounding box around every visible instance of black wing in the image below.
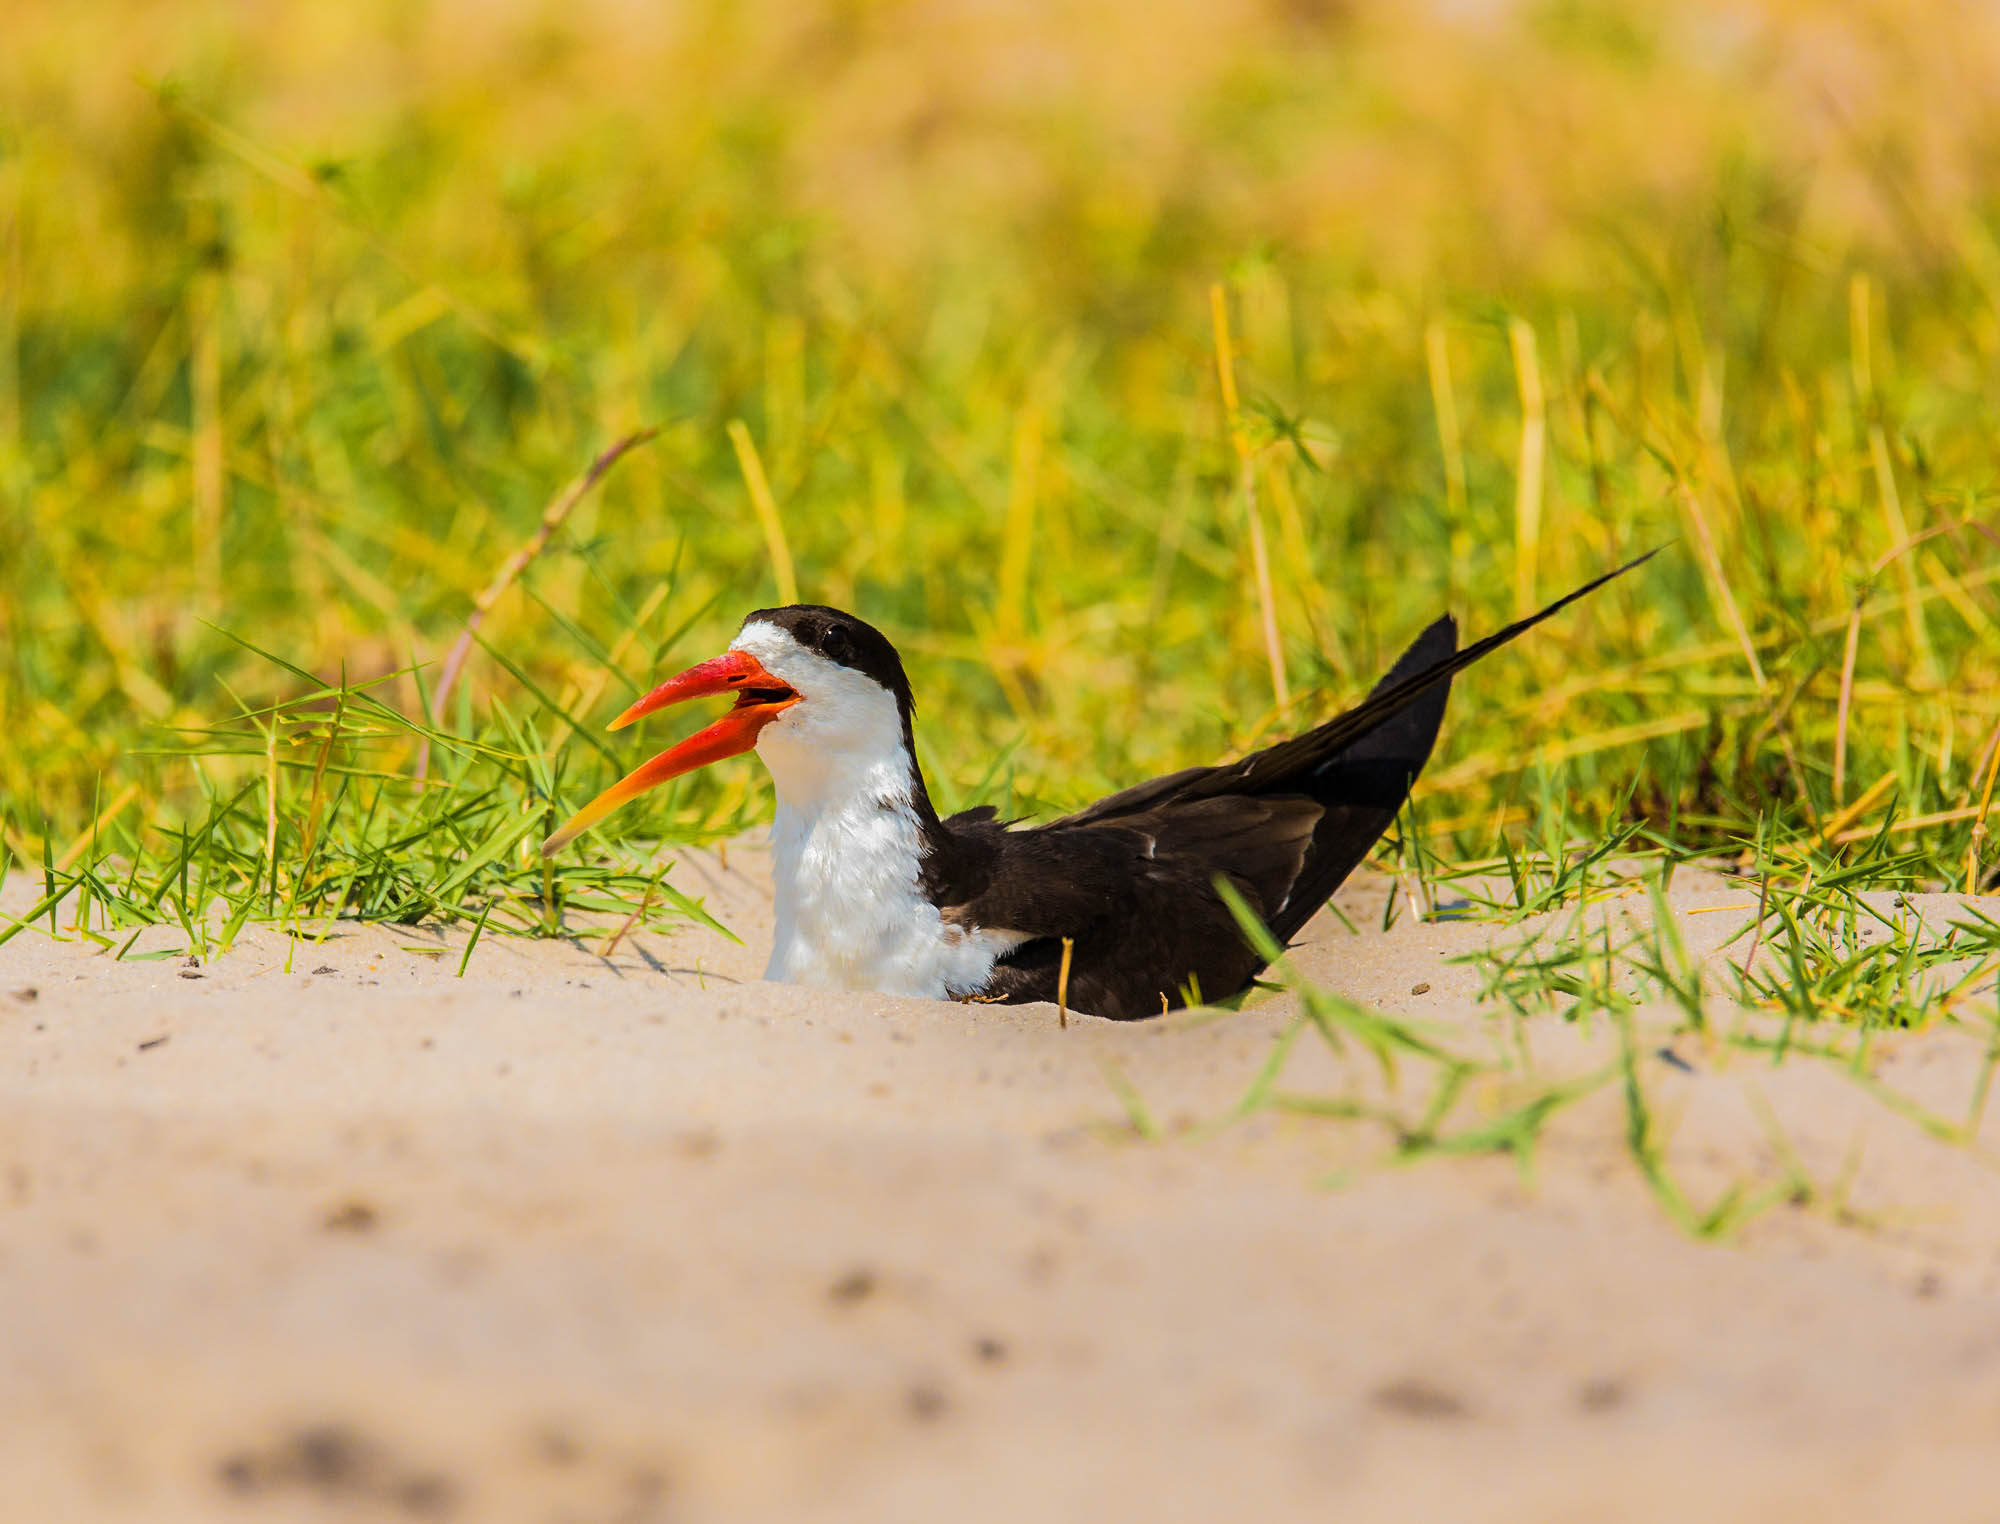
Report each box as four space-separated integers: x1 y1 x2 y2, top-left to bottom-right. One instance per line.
937 553 1656 1018
936 618 1446 1018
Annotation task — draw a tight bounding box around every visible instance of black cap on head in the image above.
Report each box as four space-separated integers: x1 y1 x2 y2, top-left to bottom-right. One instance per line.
743 604 917 724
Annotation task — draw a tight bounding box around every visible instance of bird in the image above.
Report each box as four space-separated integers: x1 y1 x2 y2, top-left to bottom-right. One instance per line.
541 552 1653 1020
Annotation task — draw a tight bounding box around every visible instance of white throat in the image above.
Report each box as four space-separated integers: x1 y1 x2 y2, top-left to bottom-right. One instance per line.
729 620 1025 999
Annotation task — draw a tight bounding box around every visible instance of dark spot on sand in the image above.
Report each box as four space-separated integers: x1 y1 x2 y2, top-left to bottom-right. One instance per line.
178 969 204 980
905 1384 949 1421
1916 1270 1944 1299
295 1426 363 1487
677 1129 721 1159
137 1034 170 1051
323 1199 380 1233
313 965 337 975
213 1423 459 1514
217 1453 260 1493
10 987 36 1003
829 1267 877 1304
395 1474 458 1515
1371 1379 1469 1420
1410 981 1431 995
626 1468 670 1508
532 1426 582 1467
973 1336 1008 1365
1577 1377 1627 1413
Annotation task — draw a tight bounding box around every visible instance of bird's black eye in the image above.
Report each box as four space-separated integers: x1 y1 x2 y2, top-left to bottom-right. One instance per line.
820 624 852 661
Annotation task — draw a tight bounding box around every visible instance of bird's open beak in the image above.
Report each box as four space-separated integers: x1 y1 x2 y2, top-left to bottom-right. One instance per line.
539 650 800 857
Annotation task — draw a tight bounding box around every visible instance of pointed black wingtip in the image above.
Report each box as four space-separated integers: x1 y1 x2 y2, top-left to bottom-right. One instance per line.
1471 542 1665 650
1614 542 1668 577
1383 612 1459 687
1414 543 1660 670
1303 545 1665 759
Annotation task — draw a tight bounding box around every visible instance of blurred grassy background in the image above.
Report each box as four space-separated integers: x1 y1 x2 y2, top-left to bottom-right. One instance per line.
4 0 2000 936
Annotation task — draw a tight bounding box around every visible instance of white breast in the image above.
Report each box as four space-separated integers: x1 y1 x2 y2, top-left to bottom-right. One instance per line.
730 618 1028 1000
764 789 1027 999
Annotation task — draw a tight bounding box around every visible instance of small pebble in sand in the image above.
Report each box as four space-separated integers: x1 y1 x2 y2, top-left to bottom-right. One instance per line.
677 1129 721 1159
394 1475 457 1516
323 1200 380 1234
531 1426 582 1467
1371 1378 1469 1420
9 987 37 1003
1576 1377 1627 1413
1410 982 1431 996
828 1267 878 1303
312 965 337 976
179 968 204 980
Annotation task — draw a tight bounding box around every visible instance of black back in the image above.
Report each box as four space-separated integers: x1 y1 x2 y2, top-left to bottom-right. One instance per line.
923 617 1451 1018
924 551 1658 1018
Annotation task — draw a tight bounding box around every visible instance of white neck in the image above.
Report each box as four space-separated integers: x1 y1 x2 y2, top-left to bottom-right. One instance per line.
729 620 1025 999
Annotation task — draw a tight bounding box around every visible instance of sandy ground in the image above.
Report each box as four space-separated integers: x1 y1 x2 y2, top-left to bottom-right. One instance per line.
4 849 2000 1523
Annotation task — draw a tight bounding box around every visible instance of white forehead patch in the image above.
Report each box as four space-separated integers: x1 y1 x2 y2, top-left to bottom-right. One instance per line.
728 619 835 691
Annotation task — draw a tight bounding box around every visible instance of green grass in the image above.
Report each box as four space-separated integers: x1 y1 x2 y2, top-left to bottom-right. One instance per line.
5 0 2000 996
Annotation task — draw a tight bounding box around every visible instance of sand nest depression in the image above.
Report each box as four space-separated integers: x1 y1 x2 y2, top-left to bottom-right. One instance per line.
4 847 2000 1523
